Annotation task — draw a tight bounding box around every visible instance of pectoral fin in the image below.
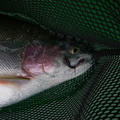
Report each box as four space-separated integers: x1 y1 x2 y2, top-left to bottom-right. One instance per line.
0 75 30 85
0 75 30 80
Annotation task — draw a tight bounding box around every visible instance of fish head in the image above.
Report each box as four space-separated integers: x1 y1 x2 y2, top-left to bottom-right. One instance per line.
58 40 92 69
21 38 92 78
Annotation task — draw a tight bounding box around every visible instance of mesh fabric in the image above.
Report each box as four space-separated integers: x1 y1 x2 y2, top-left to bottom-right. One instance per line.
0 0 120 119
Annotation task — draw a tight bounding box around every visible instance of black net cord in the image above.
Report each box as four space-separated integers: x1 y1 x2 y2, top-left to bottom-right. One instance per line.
74 62 109 120
92 49 120 59
74 49 120 120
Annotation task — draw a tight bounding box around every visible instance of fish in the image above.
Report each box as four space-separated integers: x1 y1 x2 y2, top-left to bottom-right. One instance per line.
0 15 92 108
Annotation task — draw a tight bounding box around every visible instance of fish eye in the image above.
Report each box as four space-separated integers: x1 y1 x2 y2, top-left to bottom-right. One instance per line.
69 46 80 54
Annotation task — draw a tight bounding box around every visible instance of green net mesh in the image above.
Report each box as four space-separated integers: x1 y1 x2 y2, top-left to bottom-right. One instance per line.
0 0 120 119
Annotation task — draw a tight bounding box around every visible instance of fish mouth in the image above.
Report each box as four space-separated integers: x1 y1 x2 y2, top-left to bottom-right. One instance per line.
63 56 90 69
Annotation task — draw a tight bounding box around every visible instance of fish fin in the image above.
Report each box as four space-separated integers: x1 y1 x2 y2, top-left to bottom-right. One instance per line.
0 80 11 85
0 75 30 80
0 76 31 86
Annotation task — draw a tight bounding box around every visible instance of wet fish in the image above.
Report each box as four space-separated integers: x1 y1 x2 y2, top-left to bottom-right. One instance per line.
0 15 92 108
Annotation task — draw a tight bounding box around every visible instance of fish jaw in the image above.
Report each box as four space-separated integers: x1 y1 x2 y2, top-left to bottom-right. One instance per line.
63 53 92 69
